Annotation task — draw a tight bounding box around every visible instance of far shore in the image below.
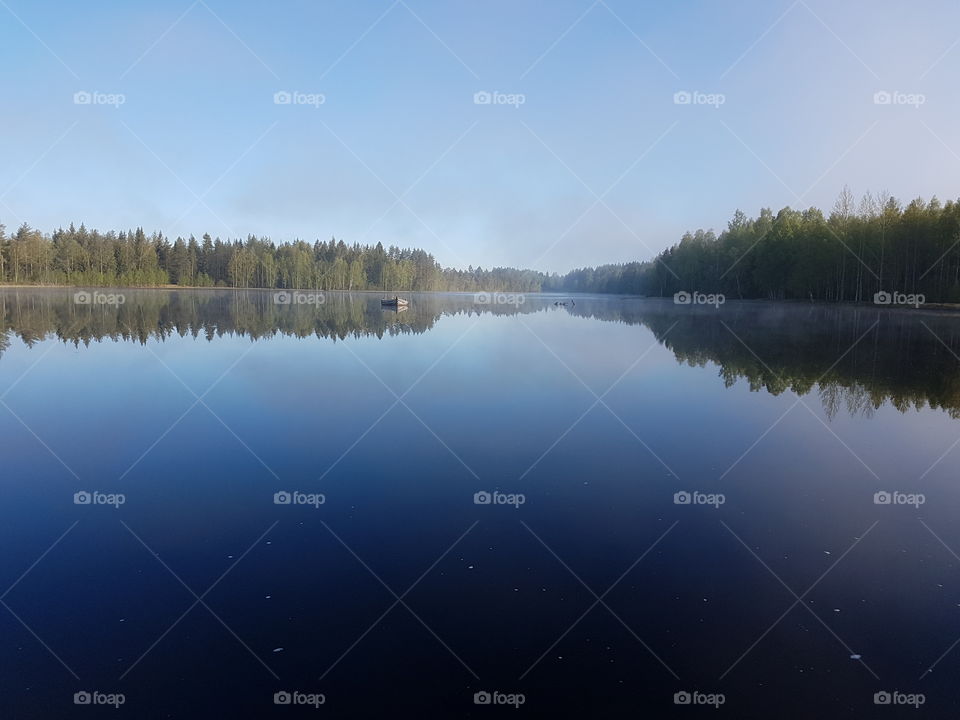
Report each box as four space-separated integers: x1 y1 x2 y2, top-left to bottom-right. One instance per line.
0 284 539 293
0 284 573 296
3 284 960 314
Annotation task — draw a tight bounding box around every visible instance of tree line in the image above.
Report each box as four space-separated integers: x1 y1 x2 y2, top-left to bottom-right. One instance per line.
2 188 959 301
0 223 548 292
554 189 960 302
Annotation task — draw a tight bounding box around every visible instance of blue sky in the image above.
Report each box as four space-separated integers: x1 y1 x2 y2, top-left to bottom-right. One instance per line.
1 0 958 272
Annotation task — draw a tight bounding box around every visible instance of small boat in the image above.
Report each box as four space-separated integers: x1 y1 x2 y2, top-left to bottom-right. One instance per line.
381 296 409 307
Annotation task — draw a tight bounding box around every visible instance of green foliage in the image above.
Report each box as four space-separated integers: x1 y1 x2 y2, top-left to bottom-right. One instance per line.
0 224 548 292
556 189 960 303
6 187 959 301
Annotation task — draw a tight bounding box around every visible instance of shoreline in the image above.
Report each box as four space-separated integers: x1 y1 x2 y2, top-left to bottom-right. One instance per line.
3 284 960 313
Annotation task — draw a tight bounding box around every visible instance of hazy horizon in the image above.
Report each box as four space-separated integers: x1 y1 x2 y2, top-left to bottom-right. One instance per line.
3 0 959 273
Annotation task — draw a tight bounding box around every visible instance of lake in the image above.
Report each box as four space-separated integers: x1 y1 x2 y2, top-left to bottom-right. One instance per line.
1 288 959 717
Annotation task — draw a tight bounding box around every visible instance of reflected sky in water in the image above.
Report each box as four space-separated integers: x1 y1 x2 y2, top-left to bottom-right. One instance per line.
2 289 959 717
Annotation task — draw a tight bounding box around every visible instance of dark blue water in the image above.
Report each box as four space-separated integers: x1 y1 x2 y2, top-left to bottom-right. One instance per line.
2 289 960 717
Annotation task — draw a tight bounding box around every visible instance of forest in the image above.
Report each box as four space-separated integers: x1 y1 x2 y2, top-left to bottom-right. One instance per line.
562 189 960 302
1 189 959 301
0 223 547 292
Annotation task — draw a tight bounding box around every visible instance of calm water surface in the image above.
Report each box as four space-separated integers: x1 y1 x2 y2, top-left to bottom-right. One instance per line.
2 289 960 718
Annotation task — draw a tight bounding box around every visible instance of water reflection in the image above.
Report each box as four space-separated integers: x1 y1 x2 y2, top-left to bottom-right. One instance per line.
2 288 959 418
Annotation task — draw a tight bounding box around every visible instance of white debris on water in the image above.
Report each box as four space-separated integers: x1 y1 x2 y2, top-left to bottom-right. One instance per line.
273 648 284 653
850 654 861 660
